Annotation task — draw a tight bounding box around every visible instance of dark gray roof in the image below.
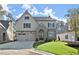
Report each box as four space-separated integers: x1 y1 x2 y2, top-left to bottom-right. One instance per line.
0 20 9 29
33 17 57 21
57 30 74 34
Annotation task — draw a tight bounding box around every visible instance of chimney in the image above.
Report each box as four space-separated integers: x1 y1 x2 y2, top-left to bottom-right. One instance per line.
48 15 51 18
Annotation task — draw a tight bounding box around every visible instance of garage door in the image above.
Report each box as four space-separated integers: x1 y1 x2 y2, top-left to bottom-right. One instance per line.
16 33 28 41
16 32 35 41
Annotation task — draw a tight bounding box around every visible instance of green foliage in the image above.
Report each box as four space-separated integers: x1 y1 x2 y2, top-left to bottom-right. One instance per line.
45 39 52 42
66 8 79 31
35 38 38 42
45 38 56 42
53 38 56 41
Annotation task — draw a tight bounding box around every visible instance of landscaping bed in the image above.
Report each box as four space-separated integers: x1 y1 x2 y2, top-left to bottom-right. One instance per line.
34 41 78 55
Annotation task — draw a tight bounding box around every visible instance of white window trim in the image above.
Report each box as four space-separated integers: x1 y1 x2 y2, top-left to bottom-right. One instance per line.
48 22 55 28
23 22 31 28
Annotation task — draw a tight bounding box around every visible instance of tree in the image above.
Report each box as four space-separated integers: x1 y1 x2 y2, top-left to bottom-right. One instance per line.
65 8 79 41
6 13 15 21
0 5 15 21
0 5 6 16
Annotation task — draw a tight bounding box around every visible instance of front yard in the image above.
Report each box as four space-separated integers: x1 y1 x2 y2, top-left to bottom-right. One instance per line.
34 41 79 55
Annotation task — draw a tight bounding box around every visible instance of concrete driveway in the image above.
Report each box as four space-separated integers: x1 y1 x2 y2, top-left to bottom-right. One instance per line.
0 41 42 55
0 41 35 50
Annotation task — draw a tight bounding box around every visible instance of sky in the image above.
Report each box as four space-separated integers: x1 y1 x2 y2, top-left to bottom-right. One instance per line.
2 4 79 22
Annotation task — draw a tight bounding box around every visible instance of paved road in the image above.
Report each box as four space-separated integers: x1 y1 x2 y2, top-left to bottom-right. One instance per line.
0 41 41 55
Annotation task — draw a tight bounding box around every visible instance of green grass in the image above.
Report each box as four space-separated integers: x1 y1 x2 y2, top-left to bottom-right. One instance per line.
36 42 78 55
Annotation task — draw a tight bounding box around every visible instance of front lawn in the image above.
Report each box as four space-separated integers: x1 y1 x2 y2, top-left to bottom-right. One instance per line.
36 42 78 55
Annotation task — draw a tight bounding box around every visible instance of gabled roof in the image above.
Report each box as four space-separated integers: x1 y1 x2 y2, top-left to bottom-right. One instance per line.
24 10 31 15
16 10 57 21
0 22 6 30
16 10 32 21
0 20 9 29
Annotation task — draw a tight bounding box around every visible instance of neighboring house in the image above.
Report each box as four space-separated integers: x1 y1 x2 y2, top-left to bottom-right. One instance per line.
15 10 66 41
56 20 79 42
0 20 14 42
56 31 76 42
0 5 15 43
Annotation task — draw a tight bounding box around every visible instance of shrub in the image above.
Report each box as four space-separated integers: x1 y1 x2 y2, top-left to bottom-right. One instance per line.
35 38 38 41
45 39 52 42
45 38 56 42
33 41 45 48
45 38 48 42
52 38 56 41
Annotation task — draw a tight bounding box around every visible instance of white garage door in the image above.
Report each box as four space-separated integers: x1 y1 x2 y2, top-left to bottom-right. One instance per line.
16 33 28 41
16 32 35 41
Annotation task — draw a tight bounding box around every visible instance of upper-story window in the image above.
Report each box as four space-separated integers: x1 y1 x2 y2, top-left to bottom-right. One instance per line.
23 23 31 28
25 16 29 19
48 23 55 28
52 23 55 27
48 23 51 28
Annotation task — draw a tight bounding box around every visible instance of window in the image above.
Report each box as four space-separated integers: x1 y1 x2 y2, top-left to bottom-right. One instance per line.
65 35 68 39
48 32 54 38
23 23 26 28
48 23 55 28
25 16 29 19
52 23 55 27
18 33 21 35
48 23 51 28
22 33 26 35
23 23 31 28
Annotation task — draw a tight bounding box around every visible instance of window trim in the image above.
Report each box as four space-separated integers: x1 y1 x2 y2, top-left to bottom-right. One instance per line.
23 23 31 28
48 22 55 28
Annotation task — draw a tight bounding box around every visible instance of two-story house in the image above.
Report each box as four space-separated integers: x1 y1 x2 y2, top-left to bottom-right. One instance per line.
15 10 65 41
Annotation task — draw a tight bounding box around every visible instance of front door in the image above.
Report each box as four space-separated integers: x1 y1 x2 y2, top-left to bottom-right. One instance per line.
39 29 44 40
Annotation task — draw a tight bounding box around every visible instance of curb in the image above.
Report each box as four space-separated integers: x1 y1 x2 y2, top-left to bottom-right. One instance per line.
32 48 55 55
